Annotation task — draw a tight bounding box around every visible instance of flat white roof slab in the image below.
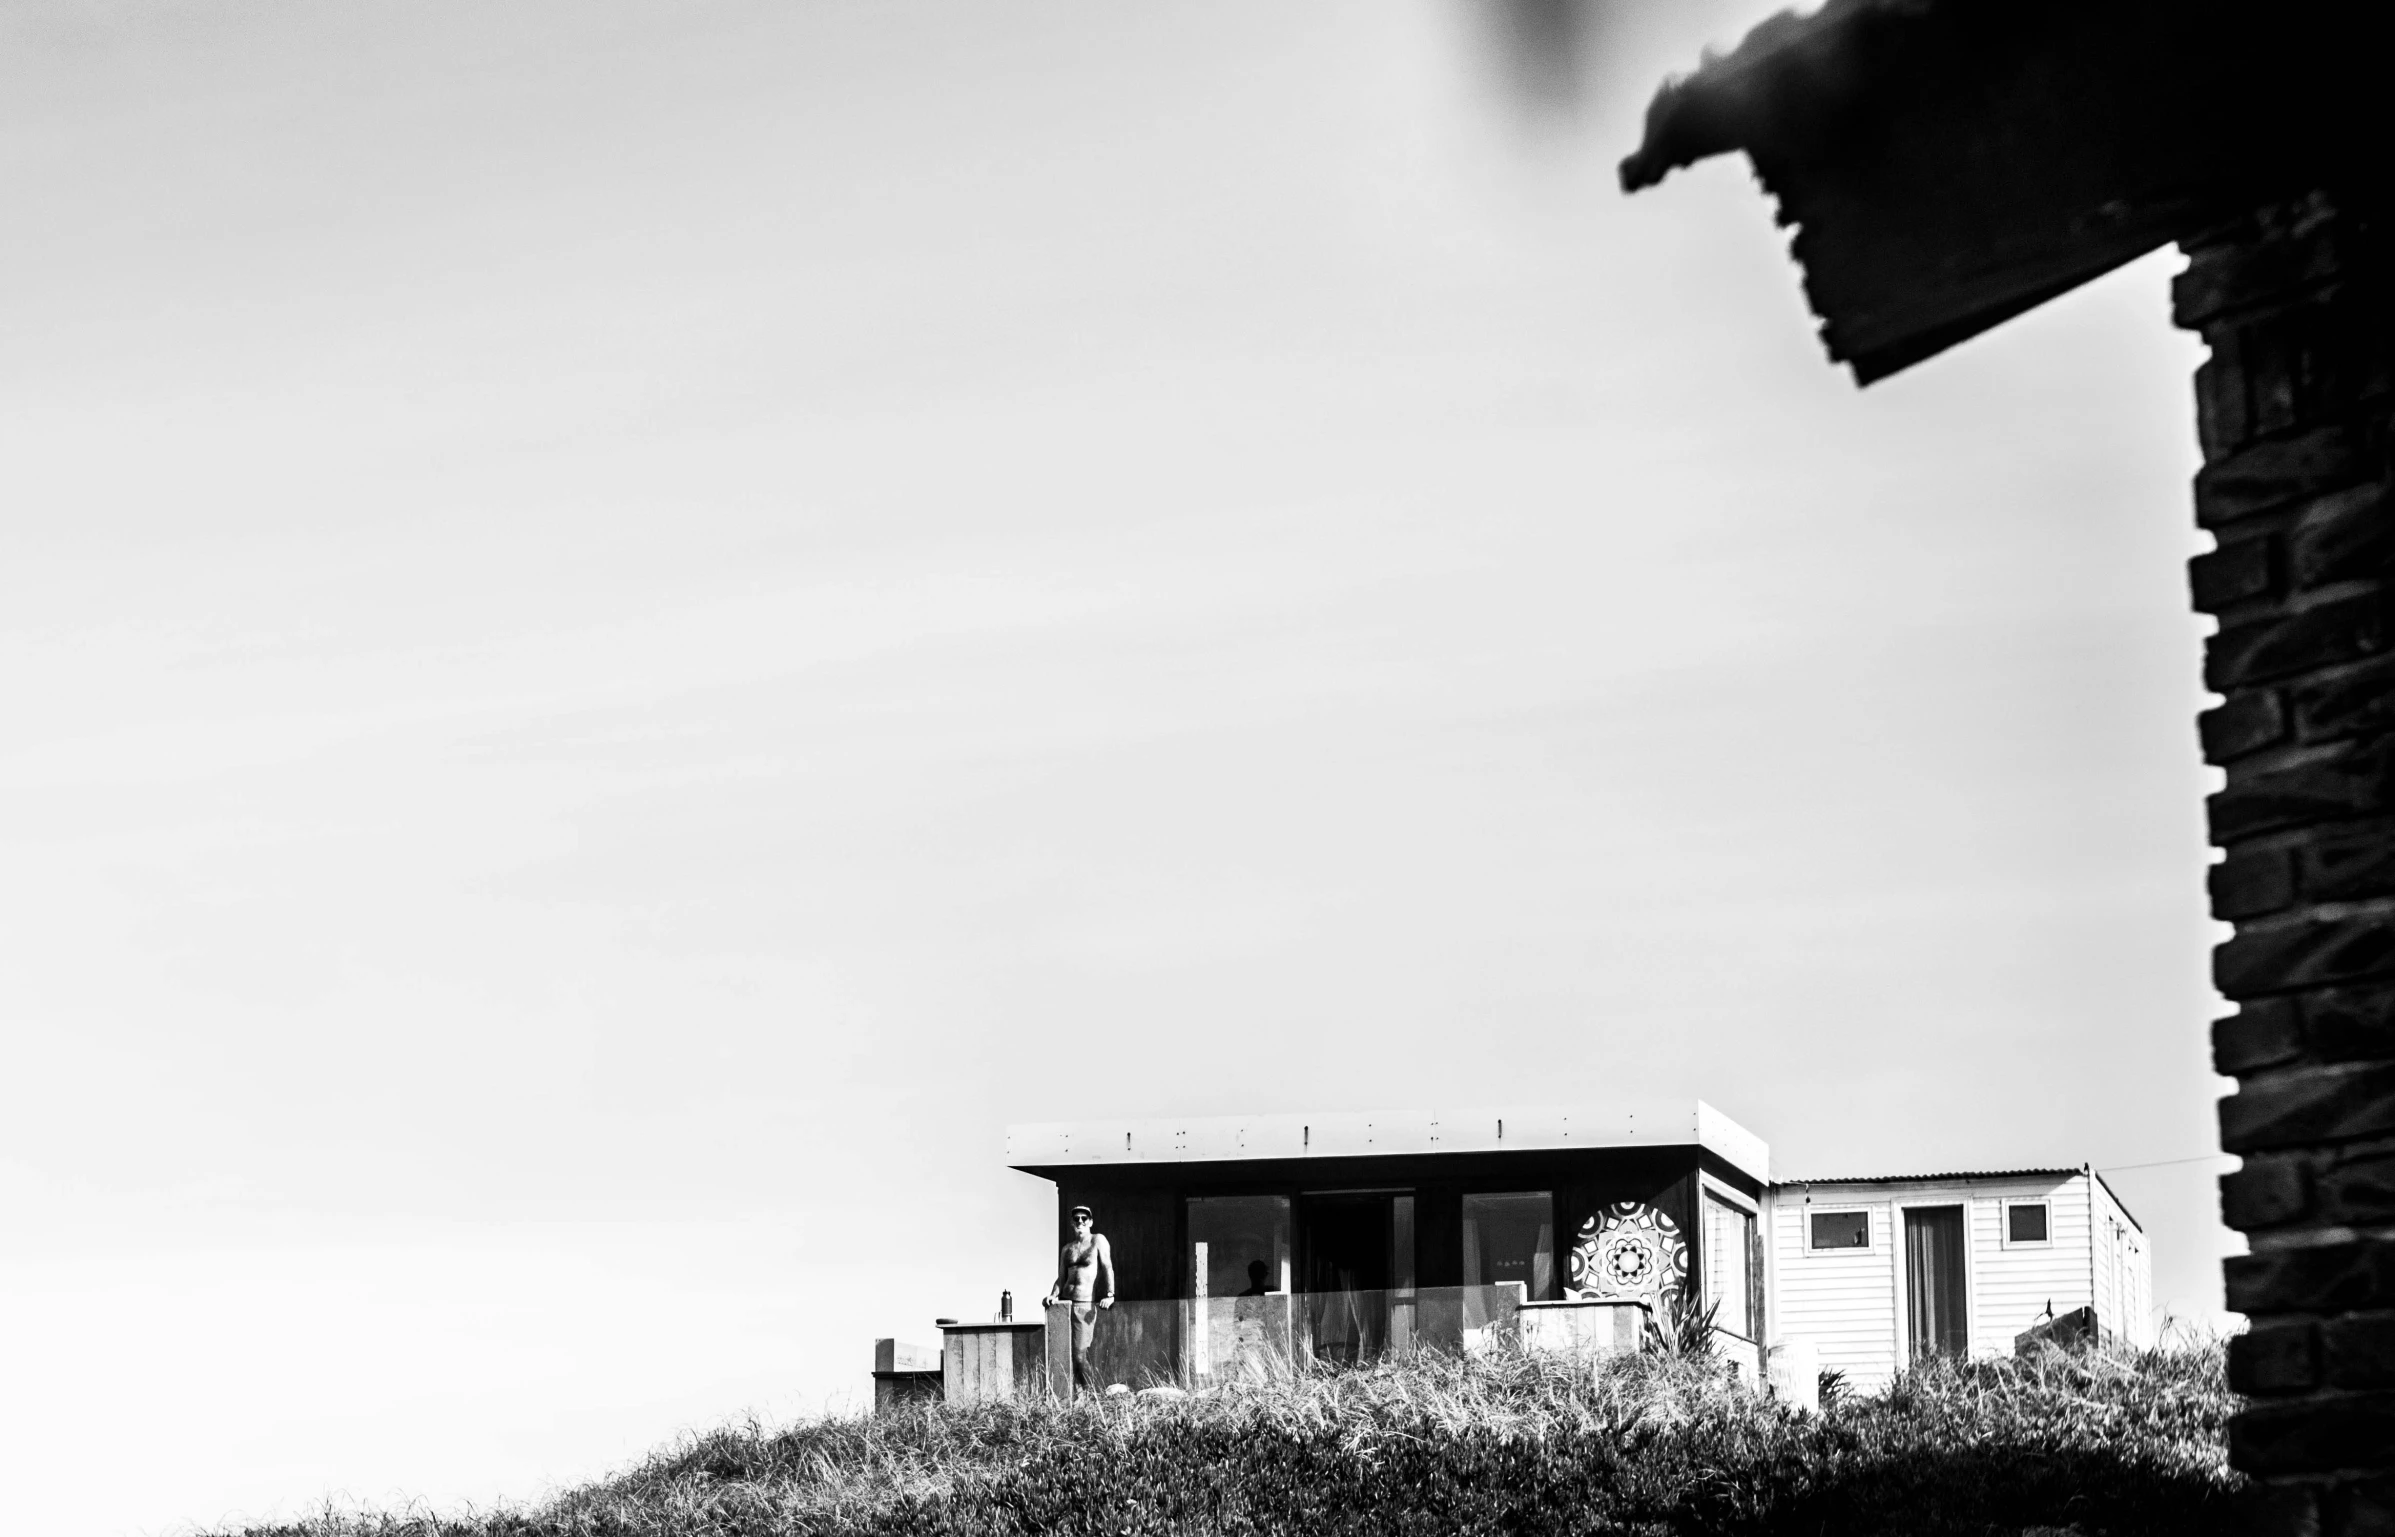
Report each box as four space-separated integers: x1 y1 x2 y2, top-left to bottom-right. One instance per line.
1006 1099 1768 1185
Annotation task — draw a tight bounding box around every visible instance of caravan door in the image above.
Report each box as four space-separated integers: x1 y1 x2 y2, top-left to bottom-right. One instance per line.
1903 1205 1967 1360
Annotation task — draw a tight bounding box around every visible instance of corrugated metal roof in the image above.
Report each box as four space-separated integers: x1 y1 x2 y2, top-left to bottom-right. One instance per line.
1772 1168 2082 1188
1773 1167 2146 1234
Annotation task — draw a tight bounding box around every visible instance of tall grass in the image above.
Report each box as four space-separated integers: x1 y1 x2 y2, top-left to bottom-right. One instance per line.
222 1340 2243 1536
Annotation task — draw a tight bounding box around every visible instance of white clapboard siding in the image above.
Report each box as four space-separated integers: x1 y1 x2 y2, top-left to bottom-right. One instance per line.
2089 1174 2155 1346
2096 1180 2119 1332
1768 1197 1900 1389
1963 1177 2097 1352
1767 1170 2143 1393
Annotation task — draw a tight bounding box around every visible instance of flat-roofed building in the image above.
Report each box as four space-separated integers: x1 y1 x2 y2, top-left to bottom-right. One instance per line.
1007 1099 1772 1373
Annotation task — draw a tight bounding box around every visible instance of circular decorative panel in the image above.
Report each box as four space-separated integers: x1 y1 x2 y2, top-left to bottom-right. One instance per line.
1566 1201 1688 1313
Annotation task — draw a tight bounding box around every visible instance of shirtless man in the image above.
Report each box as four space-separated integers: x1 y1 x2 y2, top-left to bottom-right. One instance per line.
1041 1204 1114 1390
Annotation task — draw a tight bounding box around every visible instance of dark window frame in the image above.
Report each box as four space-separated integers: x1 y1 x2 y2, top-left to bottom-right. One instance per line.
1460 1188 1558 1300
2002 1199 2052 1248
1806 1207 1873 1253
1701 1189 1760 1339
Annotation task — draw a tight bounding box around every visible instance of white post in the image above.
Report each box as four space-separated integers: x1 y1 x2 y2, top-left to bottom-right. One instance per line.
1767 1337 1820 1413
1191 1240 1209 1379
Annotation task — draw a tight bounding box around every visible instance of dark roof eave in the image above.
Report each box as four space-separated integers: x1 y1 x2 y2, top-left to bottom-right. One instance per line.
1618 0 2366 383
1618 0 1883 196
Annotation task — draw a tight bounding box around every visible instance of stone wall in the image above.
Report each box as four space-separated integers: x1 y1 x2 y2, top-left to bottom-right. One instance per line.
2179 191 2395 1536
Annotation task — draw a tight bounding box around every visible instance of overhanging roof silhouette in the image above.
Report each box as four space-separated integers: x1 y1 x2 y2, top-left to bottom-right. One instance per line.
1620 0 2382 382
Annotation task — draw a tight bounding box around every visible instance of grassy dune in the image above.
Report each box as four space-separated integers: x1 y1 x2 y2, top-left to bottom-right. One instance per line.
227 1341 2243 1536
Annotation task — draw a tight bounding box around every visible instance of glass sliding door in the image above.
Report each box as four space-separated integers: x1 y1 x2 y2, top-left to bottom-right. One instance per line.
1297 1191 1420 1365
1299 1193 1388 1363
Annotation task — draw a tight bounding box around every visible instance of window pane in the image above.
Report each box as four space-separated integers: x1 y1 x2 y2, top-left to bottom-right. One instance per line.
1703 1195 1754 1336
1462 1191 1554 1300
1810 1210 1869 1250
1188 1196 1289 1299
2008 1203 2049 1243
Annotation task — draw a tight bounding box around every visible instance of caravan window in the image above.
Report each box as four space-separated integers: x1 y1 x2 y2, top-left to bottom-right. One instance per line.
1808 1209 1870 1251
2004 1201 2051 1246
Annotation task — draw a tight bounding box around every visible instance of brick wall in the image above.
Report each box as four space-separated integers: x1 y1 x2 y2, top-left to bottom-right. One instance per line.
2179 191 2395 1537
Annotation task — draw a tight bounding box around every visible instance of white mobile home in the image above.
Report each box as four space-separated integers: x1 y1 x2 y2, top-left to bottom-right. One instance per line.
1764 1167 2151 1391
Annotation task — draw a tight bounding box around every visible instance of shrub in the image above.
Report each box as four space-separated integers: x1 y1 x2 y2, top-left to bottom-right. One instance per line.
219 1339 2242 1537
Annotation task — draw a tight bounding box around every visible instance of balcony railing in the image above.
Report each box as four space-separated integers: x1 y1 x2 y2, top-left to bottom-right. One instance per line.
926 1289 1684 1405
1048 1284 1623 1393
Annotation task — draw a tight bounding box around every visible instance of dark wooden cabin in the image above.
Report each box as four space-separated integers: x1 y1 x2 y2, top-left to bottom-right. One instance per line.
1008 1100 1769 1352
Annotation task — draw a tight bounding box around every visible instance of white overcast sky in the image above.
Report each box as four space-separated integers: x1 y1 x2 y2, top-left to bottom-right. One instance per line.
2 3 2228 1533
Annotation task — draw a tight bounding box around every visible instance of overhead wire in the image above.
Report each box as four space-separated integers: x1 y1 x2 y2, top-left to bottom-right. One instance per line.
2097 1153 2238 1173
